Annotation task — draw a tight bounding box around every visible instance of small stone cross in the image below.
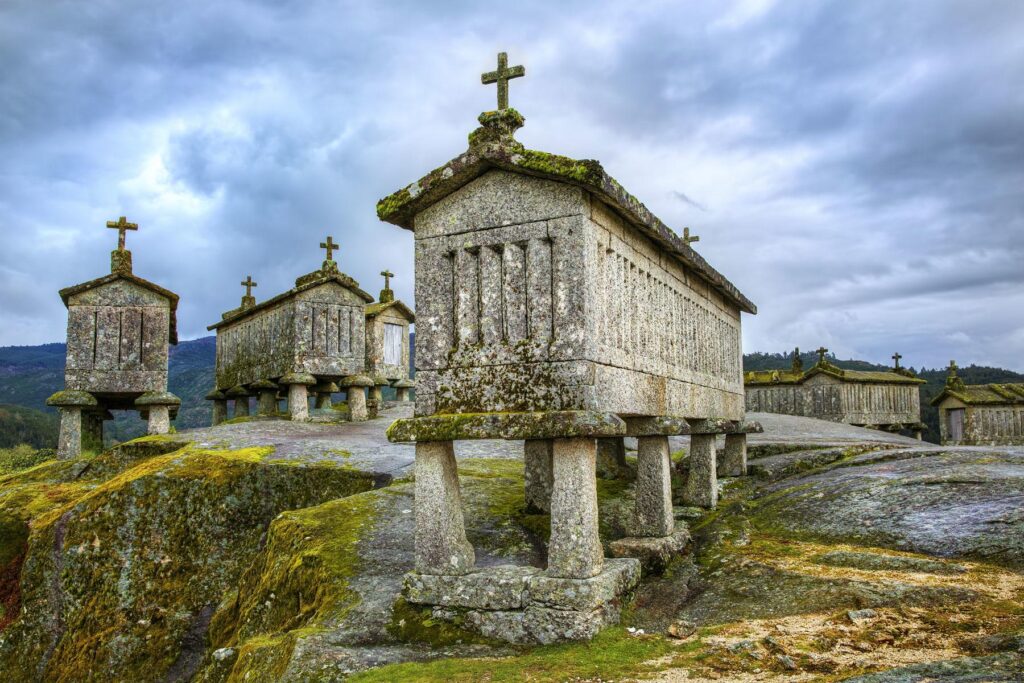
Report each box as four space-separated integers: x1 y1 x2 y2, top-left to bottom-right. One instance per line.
241 275 257 298
948 360 958 374
892 352 902 369
682 227 700 245
380 269 394 290
481 52 525 110
816 347 829 364
106 216 138 251
320 236 338 261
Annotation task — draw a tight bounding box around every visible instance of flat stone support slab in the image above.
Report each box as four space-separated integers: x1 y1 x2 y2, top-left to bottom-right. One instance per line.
386 411 626 443
403 565 538 610
608 528 691 574
623 416 691 436
687 418 763 435
527 558 639 612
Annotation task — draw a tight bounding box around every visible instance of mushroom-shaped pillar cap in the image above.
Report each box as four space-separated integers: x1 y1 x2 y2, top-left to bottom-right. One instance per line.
393 379 415 389
205 389 227 401
370 372 390 386
46 390 98 408
226 385 250 398
134 391 182 408
340 374 374 388
249 379 279 391
314 381 340 393
280 372 317 386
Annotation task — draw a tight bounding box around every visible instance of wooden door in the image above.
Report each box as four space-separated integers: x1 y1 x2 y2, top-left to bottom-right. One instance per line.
948 408 965 441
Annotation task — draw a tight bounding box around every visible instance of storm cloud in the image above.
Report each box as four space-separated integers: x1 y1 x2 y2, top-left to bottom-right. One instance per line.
1 0 1022 371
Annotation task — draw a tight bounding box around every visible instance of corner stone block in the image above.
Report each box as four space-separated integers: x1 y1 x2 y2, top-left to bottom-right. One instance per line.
683 434 718 509
722 433 747 477
57 407 83 460
414 440 475 575
288 384 309 421
548 437 604 579
635 435 674 537
524 439 553 513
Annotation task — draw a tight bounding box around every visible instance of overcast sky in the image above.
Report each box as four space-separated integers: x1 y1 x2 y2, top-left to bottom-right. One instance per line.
1 0 1022 371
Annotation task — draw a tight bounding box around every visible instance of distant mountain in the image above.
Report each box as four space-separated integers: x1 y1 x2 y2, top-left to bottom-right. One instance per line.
744 350 1024 443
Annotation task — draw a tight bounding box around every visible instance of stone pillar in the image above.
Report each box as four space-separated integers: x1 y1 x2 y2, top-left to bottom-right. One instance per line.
348 386 368 421
147 405 171 435
635 435 674 537
252 380 279 416
394 380 414 402
212 400 227 426
82 411 105 454
233 394 251 418
414 440 475 575
548 438 604 579
683 434 718 509
57 407 83 460
370 384 384 403
722 433 747 477
315 392 332 409
288 384 309 421
914 429 923 441
524 439 554 514
596 437 626 479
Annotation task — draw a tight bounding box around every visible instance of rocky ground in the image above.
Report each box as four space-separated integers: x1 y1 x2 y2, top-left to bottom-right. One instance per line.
0 407 1021 682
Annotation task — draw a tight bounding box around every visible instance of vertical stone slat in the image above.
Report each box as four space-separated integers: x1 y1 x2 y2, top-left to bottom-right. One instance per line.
456 247 480 345
526 237 552 340
503 242 528 342
118 308 142 370
94 308 120 370
65 307 96 370
479 245 504 345
326 304 339 356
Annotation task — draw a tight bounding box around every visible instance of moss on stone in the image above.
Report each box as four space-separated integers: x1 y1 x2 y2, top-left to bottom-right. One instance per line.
388 597 496 647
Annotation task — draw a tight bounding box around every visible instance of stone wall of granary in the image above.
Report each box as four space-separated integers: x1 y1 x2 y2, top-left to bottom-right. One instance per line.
839 382 921 426
412 169 744 420
366 309 411 381
215 282 365 389
65 280 170 394
745 385 803 415
946 403 1024 446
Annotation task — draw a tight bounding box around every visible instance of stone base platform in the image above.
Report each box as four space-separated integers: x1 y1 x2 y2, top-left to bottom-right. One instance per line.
402 558 640 644
608 527 691 574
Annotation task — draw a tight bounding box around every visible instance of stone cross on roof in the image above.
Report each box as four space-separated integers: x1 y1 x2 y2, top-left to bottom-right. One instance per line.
816 347 829 364
241 275 257 297
106 216 138 251
682 227 699 245
948 359 958 375
381 269 394 290
792 346 803 372
379 269 395 303
892 352 902 369
320 236 339 262
481 51 525 111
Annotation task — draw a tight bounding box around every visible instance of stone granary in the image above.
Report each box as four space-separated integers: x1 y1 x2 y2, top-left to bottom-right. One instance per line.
205 236 376 423
745 347 927 439
47 217 180 459
378 53 760 643
364 269 415 403
932 361 1024 446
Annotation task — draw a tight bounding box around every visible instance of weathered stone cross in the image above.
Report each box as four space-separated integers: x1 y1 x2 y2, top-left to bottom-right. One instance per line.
892 352 902 369
106 216 138 251
948 359 958 373
481 52 525 110
381 269 394 289
320 236 338 261
682 227 700 245
816 346 829 364
241 275 257 297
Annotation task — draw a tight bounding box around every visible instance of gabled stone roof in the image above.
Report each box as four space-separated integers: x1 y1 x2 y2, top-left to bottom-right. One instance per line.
931 383 1024 407
59 271 180 344
745 362 926 386
365 299 415 322
208 262 373 331
377 109 756 315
